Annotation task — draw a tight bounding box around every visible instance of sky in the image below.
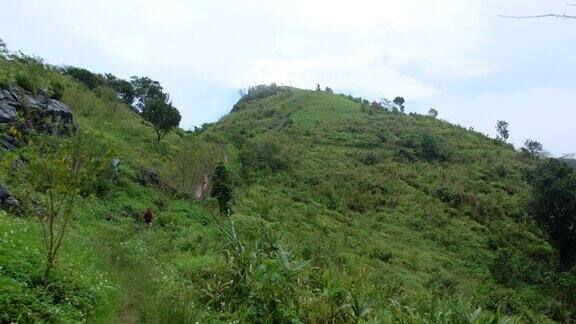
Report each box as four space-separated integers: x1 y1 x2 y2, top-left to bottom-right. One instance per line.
0 0 574 155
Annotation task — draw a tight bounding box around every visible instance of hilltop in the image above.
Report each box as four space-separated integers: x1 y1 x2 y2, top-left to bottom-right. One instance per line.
0 52 575 323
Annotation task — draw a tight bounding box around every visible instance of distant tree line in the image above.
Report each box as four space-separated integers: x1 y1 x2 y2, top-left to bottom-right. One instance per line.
527 158 576 271
0 46 182 143
62 67 181 143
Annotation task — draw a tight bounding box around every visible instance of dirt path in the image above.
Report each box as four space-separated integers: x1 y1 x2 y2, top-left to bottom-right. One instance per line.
100 241 143 323
118 283 141 324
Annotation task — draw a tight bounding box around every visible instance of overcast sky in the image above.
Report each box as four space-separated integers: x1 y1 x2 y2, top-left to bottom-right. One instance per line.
1 0 574 155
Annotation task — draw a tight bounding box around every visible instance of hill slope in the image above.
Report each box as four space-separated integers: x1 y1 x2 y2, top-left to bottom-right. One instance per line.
199 87 572 321
0 55 574 323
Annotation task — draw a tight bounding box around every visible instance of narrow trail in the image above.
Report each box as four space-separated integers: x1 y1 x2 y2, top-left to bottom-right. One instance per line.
100 238 143 324
117 279 141 324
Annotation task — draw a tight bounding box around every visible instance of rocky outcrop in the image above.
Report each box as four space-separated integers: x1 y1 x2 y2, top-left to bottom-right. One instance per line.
138 168 161 187
0 102 18 123
0 85 76 150
0 185 20 213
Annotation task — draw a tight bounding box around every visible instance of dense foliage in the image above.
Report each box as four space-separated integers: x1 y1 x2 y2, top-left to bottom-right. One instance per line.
527 159 576 271
141 99 181 143
211 162 233 216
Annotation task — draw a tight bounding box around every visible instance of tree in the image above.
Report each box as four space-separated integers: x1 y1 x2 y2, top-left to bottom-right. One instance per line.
559 154 576 169
523 139 544 157
496 120 509 142
0 38 8 57
428 108 438 118
370 101 383 110
325 87 333 93
141 99 181 143
17 136 111 281
104 73 135 106
130 76 166 112
315 84 321 91
63 67 103 89
393 96 405 113
211 161 233 216
527 159 576 271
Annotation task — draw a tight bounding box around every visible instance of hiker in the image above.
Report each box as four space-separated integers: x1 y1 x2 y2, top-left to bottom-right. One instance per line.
143 208 154 227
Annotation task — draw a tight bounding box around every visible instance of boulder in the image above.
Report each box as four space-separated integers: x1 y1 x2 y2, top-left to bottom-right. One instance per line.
138 168 160 187
1 135 17 150
112 159 120 178
0 185 20 213
0 101 18 123
0 85 76 143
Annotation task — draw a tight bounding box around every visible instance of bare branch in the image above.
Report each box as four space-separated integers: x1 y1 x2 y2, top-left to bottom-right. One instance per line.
498 13 576 19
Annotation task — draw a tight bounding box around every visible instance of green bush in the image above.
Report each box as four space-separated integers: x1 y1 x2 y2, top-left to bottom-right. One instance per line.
490 249 528 286
370 248 393 262
63 66 103 89
239 139 293 176
0 74 9 89
48 80 65 100
360 152 379 166
15 72 36 93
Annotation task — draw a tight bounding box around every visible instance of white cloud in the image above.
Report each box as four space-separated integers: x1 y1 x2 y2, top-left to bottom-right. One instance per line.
2 0 574 153
27 0 494 89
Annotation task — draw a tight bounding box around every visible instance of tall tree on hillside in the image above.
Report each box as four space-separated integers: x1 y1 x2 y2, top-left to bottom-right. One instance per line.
527 159 576 271
130 76 166 112
523 139 544 157
104 73 135 106
428 108 438 118
141 99 181 143
211 162 233 216
496 120 509 142
393 96 405 113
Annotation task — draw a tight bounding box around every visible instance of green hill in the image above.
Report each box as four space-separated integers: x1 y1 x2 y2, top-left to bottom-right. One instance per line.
0 53 575 323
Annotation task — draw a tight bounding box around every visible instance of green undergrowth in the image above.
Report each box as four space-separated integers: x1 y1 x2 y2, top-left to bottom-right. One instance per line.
1 54 575 322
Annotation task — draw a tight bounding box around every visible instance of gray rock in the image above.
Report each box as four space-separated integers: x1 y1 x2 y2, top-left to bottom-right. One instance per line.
0 185 20 212
112 159 120 177
0 85 75 135
0 89 19 105
1 135 17 150
138 168 160 187
0 101 18 123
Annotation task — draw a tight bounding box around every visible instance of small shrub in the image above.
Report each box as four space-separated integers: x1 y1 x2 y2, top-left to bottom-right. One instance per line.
435 185 465 208
360 152 379 166
48 81 65 100
15 135 112 281
426 272 457 295
0 75 9 89
239 139 294 177
490 249 527 286
15 72 36 93
396 133 450 162
370 248 393 262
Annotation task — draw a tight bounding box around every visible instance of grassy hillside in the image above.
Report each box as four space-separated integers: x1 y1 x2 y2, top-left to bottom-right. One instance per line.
1 55 575 323
199 88 575 322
